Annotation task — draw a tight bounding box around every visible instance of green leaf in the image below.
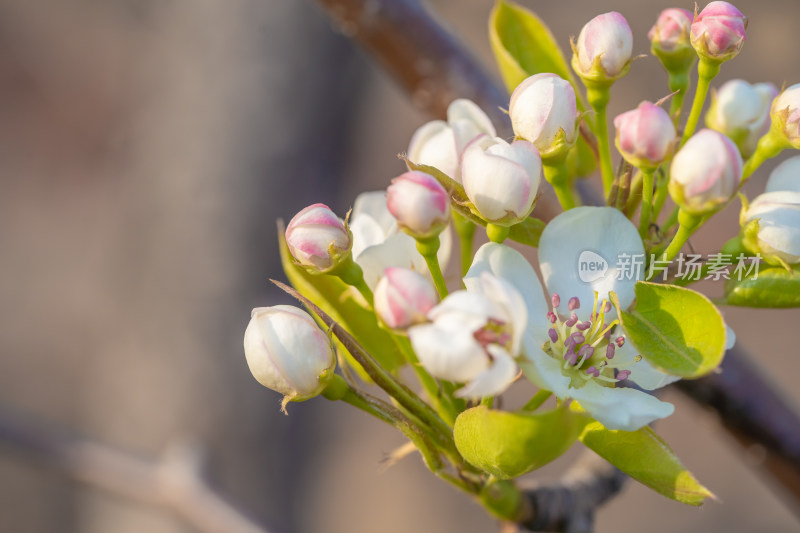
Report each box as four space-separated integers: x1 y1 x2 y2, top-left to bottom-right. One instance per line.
612 282 726 379
278 227 403 376
488 1 596 177
406 159 544 247
454 405 589 479
578 416 714 506
724 264 800 308
489 0 578 96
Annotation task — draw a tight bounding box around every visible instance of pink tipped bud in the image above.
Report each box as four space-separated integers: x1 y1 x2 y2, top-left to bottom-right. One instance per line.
614 101 677 169
706 79 777 157
649 8 693 53
461 136 542 225
510 74 578 158
285 203 351 271
669 129 743 214
690 1 747 62
386 171 450 239
573 12 633 81
374 267 438 329
771 83 800 149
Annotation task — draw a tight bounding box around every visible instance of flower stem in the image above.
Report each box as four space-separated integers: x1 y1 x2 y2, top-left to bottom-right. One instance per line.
647 209 701 280
452 211 476 276
667 71 690 125
651 169 670 223
521 390 552 411
331 257 374 304
681 58 720 145
543 155 578 210
587 84 615 196
486 223 510 244
638 169 656 240
416 237 449 299
741 128 786 184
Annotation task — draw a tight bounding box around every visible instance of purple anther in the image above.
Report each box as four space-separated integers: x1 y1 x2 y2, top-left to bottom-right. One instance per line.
548 328 559 343
616 370 631 380
578 344 595 358
615 336 625 348
564 348 578 366
565 313 579 327
576 320 592 331
585 366 601 378
568 296 581 311
603 300 612 313
570 332 585 345
546 311 557 324
606 343 616 359
551 293 561 308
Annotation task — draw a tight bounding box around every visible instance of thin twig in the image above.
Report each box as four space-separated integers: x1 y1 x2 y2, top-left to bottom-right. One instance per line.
0 406 271 533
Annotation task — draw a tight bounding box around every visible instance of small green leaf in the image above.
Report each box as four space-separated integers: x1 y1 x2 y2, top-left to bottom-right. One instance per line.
454 405 588 479
578 416 714 506
406 159 545 247
278 227 403 375
724 264 800 308
612 282 726 378
489 0 578 97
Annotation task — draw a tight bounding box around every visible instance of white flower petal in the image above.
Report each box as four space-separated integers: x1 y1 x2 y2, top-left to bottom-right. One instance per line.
613 341 680 391
429 291 504 332
408 120 458 178
539 206 644 320
455 345 518 399
519 350 573 398
570 382 675 431
408 322 488 383
465 243 550 346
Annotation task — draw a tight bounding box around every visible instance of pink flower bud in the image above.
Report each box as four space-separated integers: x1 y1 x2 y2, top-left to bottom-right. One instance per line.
509 73 578 158
461 136 542 225
649 8 693 53
706 79 777 157
614 101 677 169
374 267 438 329
386 171 450 239
771 83 800 149
669 129 743 214
244 306 335 401
285 203 351 270
573 12 633 81
690 1 747 62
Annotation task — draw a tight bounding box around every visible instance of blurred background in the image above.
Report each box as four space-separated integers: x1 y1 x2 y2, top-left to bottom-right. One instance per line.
1 0 799 532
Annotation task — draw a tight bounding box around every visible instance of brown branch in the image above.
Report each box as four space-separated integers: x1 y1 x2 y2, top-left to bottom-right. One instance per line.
0 406 271 533
314 0 800 527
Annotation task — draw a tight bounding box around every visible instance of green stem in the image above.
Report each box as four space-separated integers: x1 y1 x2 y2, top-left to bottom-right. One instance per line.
452 211 476 277
647 209 701 280
331 257 374 304
741 128 786 183
587 84 615 196
681 59 720 145
638 169 656 240
521 390 552 411
624 170 643 218
667 71 689 125
393 334 458 426
416 237 449 298
486 223 510 244
651 169 670 223
543 156 578 210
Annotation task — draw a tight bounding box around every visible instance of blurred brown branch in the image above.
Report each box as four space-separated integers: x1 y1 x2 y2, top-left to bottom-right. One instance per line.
313 0 800 529
0 407 271 533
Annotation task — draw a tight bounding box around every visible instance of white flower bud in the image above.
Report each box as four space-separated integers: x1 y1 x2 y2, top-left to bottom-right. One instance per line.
766 156 800 193
771 83 800 149
669 129 742 214
386 171 450 239
285 204 351 271
244 306 336 403
374 267 438 329
461 136 542 225
573 12 633 81
614 101 677 169
407 99 496 181
509 73 578 158
742 191 800 264
706 79 777 157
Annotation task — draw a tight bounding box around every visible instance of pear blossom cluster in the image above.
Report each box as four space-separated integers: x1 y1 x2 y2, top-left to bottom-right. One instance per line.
241 0 800 521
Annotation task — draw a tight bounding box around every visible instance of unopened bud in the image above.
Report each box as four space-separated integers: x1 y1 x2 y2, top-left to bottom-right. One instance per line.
572 12 633 82
771 83 800 149
742 191 800 265
374 267 438 329
706 79 777 157
285 204 351 271
386 171 450 239
690 1 747 63
509 73 578 158
614 101 677 169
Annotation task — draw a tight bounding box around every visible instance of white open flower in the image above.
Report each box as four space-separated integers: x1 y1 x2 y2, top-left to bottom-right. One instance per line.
408 273 525 399
465 207 676 431
408 99 496 181
350 191 451 289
